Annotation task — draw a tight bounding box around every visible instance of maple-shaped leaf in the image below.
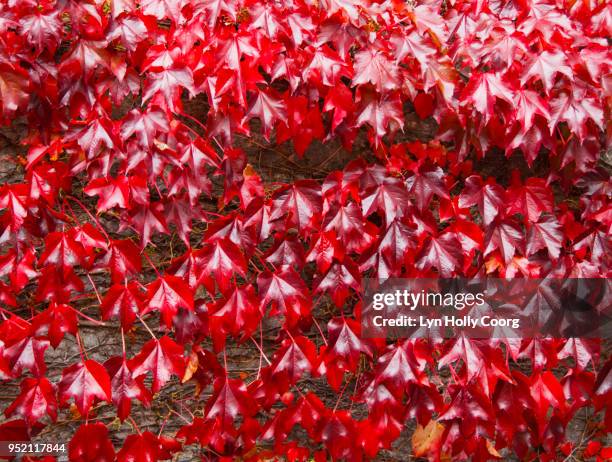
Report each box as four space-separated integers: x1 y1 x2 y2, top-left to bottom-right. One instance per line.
322 318 373 390
0 248 38 291
526 215 563 259
506 176 554 223
58 359 112 416
210 284 262 342
438 384 494 436
195 238 247 293
129 336 185 393
68 423 115 462
303 45 353 87
415 231 463 277
144 275 194 327
448 219 484 260
352 48 400 92
520 50 573 94
38 230 86 273
361 219 417 278
129 202 169 249
5 377 57 425
374 341 429 391
405 164 449 212
84 175 148 212
356 91 404 146
257 268 311 325
269 180 322 234
269 335 318 390
305 230 345 274
264 234 305 269
202 213 255 253
548 90 604 141
243 89 287 140
558 338 599 372
72 223 108 255
205 376 258 423
4 337 50 377
323 84 355 132
120 108 170 148
361 177 409 225
72 117 120 160
483 218 525 264
31 302 78 348
102 239 142 283
313 258 361 307
438 336 490 384
104 356 151 421
117 432 160 462
322 201 377 254
514 89 551 133
459 176 505 226
573 227 610 265
528 370 567 424
460 72 514 124
143 67 196 112
100 281 145 329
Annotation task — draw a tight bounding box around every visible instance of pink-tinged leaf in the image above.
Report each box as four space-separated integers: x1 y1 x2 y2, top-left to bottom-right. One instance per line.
483 218 525 264
4 337 50 377
5 377 57 425
269 335 318 388
257 268 311 325
520 51 573 94
31 302 78 348
102 239 142 283
361 177 408 225
548 91 604 141
100 282 145 328
270 180 322 234
129 202 169 248
356 91 404 146
58 360 112 416
129 336 185 393
205 376 258 423
506 176 554 223
352 49 400 92
459 176 505 226
105 356 151 421
527 215 563 259
243 89 287 140
405 164 449 211
313 259 361 307
144 275 194 327
460 72 514 124
195 238 247 293
415 232 463 277
84 175 148 212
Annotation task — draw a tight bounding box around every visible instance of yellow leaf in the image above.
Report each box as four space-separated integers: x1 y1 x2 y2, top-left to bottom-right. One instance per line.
181 351 199 383
486 439 501 458
412 420 445 457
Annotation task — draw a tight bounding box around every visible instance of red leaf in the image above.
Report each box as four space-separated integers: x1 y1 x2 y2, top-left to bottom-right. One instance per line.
69 423 115 462
5 377 57 425
58 360 112 416
129 336 185 393
144 275 194 327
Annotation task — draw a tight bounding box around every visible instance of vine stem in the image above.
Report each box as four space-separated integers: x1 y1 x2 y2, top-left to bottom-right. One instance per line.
69 306 105 326
66 195 111 242
250 335 272 366
137 313 157 340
